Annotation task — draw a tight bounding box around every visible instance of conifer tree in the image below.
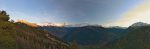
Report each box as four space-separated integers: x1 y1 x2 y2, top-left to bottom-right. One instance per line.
0 10 10 21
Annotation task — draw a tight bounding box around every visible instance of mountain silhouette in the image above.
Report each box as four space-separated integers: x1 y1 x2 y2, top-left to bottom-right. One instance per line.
102 22 150 49
130 22 150 27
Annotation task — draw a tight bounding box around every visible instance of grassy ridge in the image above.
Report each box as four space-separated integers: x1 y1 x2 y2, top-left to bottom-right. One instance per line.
0 21 70 49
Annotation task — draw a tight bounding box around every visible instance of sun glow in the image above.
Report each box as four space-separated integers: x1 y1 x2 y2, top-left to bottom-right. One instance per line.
105 1 150 27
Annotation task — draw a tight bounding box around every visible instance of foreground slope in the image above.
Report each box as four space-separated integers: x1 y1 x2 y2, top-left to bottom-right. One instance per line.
0 21 70 49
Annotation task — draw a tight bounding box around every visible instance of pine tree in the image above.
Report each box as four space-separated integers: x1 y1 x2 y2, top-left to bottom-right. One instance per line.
0 10 10 21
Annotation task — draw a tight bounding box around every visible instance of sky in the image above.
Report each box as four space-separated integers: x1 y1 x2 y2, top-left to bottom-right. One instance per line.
0 0 149 27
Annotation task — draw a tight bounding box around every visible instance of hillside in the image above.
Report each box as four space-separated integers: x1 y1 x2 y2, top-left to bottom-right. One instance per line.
102 22 150 49
39 25 126 49
0 21 71 49
39 26 72 38
0 10 70 49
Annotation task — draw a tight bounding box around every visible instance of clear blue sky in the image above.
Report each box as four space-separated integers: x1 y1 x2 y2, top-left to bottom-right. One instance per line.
0 0 143 25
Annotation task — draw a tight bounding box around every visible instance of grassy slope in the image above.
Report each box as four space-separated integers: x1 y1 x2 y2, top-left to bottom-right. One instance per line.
0 21 69 49
0 21 17 49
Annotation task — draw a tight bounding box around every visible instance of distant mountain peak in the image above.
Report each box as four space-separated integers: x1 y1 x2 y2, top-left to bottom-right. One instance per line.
38 22 65 27
16 19 39 27
130 22 150 27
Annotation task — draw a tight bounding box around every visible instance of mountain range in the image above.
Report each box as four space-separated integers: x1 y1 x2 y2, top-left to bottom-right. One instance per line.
2 15 150 49
2 10 150 49
39 22 150 49
18 19 150 49
4 18 150 49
